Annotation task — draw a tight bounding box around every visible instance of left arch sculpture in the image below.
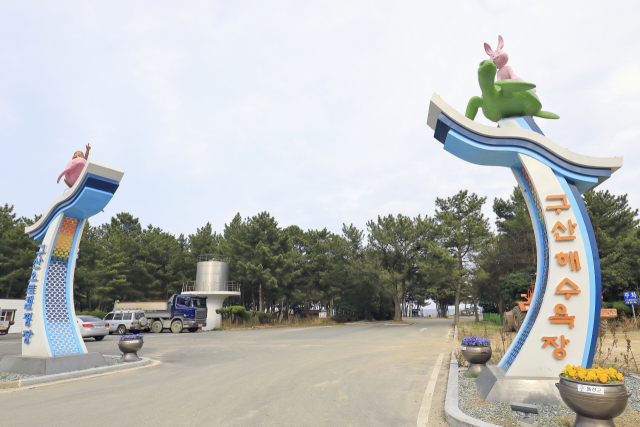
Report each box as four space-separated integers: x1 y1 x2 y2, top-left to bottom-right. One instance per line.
21 159 124 358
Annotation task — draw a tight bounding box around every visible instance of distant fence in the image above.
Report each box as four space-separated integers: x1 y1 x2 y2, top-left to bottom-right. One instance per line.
483 312 502 325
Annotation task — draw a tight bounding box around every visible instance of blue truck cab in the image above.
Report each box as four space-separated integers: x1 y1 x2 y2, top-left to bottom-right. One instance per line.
169 294 208 332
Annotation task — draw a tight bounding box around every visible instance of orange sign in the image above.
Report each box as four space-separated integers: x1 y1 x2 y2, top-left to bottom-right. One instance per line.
552 220 578 241
546 195 571 214
549 304 575 328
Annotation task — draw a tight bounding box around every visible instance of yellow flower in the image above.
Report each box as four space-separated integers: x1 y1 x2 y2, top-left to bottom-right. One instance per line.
599 374 608 383
616 373 623 381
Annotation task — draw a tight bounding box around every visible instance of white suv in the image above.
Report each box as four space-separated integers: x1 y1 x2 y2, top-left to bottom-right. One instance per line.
104 310 149 335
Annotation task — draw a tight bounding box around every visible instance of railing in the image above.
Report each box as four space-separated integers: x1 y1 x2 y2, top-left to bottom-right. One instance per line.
182 281 240 293
197 254 229 263
483 312 502 325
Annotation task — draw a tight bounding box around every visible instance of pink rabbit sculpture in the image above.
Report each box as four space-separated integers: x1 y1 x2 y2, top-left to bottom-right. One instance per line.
484 35 528 84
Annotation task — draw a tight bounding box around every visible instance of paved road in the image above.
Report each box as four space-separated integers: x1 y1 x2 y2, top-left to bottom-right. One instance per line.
0 317 455 427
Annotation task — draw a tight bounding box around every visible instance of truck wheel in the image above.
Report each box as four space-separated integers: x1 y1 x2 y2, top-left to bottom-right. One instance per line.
117 325 127 335
170 321 183 334
188 327 198 333
512 306 526 332
151 320 163 333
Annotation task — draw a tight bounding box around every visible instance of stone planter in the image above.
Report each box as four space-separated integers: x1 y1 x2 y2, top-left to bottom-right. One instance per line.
461 345 491 375
556 375 631 427
118 338 143 363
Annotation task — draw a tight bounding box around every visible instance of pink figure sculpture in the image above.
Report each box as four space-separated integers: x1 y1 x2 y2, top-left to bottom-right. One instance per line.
57 144 91 187
484 35 526 83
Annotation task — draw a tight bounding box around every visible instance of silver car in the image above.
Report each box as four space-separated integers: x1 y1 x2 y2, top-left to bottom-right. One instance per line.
104 310 149 335
75 315 109 341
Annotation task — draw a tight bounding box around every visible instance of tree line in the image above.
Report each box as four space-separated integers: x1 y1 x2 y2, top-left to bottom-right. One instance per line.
1 188 639 324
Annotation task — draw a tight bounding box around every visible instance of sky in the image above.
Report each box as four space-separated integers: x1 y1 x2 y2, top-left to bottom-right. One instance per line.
1 1 639 240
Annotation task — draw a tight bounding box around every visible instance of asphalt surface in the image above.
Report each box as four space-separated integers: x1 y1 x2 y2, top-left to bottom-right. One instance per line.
0 317 456 427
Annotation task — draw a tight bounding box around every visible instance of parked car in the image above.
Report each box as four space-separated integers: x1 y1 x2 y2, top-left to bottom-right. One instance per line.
104 310 149 335
75 315 109 340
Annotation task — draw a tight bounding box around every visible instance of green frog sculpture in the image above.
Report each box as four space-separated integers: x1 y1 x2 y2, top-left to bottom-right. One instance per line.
465 59 560 122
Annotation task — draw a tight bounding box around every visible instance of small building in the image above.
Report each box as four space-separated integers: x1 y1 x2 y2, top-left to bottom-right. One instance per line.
0 298 26 334
181 254 241 330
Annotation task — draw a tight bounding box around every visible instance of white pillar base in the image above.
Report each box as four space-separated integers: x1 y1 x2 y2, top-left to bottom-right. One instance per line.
182 291 240 331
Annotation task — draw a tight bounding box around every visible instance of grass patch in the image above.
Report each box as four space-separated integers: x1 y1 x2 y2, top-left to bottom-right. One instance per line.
557 416 573 426
460 321 503 335
465 371 478 378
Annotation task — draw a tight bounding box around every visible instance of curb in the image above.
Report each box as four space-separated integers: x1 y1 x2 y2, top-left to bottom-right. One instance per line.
444 352 500 427
13 356 153 388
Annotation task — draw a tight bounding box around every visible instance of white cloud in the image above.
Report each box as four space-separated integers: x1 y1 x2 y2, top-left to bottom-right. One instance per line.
1 1 639 237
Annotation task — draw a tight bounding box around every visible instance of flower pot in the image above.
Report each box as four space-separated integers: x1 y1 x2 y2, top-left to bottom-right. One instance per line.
556 375 631 427
461 345 491 374
118 338 143 363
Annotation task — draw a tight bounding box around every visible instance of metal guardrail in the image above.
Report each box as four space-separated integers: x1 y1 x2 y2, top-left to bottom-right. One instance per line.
483 312 502 325
182 281 240 293
197 254 228 263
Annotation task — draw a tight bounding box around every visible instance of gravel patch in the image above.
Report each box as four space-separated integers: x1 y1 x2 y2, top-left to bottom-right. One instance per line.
458 371 640 427
0 355 120 382
626 374 640 412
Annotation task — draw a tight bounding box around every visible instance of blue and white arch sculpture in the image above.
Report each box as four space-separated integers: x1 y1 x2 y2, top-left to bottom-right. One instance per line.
427 94 622 378
21 159 124 359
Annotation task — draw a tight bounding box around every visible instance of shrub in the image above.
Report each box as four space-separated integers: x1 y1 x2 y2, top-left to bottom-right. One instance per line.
252 311 273 324
602 301 634 317
229 306 246 315
333 312 356 323
76 310 107 319
217 306 250 322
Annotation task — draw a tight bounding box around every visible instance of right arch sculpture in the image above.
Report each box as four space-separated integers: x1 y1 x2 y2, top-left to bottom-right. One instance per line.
427 94 623 378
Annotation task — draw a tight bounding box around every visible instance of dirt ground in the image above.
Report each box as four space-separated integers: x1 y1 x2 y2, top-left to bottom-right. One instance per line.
594 329 640 374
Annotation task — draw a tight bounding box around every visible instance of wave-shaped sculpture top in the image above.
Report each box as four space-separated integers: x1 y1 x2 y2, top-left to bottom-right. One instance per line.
427 93 622 378
26 159 124 241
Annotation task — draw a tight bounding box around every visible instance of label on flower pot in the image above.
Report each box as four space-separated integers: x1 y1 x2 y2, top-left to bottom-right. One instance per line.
577 384 604 395
461 346 466 350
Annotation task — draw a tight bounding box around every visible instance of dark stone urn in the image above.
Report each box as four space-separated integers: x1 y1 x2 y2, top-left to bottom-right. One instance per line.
118 337 143 363
461 345 492 375
556 376 631 427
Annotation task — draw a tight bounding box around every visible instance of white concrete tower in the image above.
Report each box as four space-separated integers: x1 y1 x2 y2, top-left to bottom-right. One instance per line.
182 255 240 330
